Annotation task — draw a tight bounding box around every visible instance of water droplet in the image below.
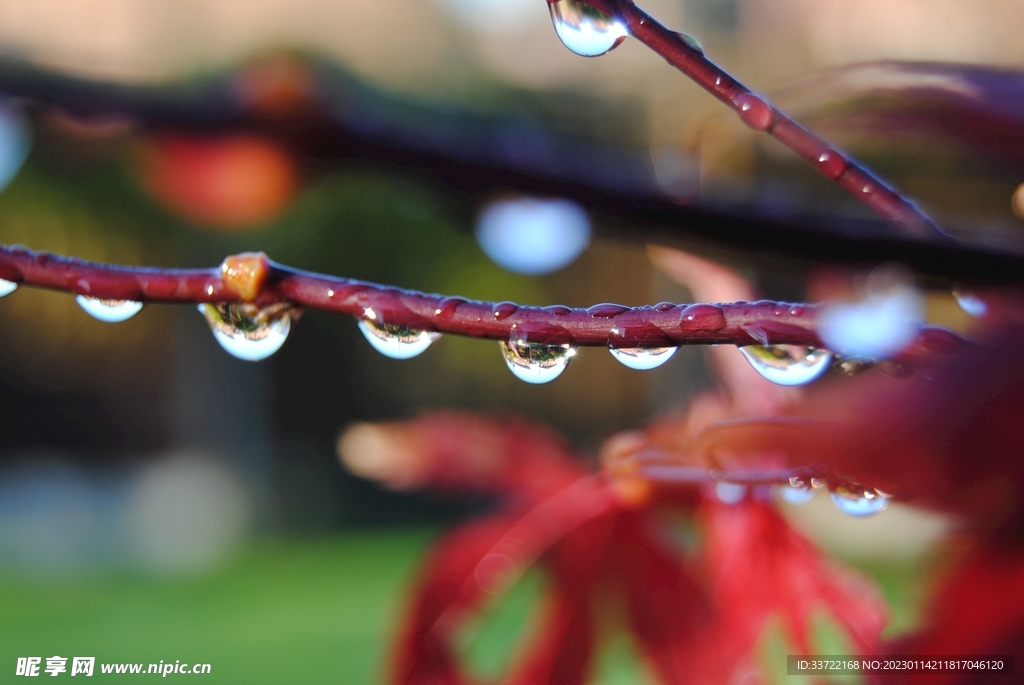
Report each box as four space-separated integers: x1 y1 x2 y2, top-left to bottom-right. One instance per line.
739 345 832 386
500 336 575 384
609 346 677 370
817 150 848 179
779 476 816 504
0 278 17 298
492 302 518 320
587 303 629 318
548 0 628 57
953 290 988 317
200 302 293 361
75 296 144 322
676 32 702 53
829 482 890 517
715 481 747 504
679 303 726 331
358 312 440 360
434 297 465 320
732 93 776 131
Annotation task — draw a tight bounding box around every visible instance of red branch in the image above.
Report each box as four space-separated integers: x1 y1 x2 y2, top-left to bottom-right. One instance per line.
578 0 947 241
0 244 963 356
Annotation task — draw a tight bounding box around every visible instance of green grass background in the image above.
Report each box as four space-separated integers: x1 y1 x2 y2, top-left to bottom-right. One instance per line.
0 530 923 684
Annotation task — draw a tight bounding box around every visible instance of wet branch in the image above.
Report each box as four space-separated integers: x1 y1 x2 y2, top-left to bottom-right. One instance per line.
0 244 962 356
589 0 948 241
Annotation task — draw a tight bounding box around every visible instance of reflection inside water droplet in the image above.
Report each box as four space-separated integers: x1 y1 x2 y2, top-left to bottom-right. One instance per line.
779 476 816 504
358 313 440 360
739 345 832 386
829 481 890 517
199 302 294 361
548 0 628 57
75 295 143 322
609 346 677 370
500 337 575 384
0 278 17 298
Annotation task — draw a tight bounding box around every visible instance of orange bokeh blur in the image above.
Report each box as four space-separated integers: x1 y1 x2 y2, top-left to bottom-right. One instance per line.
137 133 297 230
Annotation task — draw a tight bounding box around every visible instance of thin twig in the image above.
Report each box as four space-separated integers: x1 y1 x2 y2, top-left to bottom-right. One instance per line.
582 0 948 241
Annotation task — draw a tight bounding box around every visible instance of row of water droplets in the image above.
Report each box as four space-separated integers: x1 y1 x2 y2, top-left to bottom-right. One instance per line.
0 276 987 379
0 278 297 362
715 475 891 517
0 279 895 517
0 276 843 385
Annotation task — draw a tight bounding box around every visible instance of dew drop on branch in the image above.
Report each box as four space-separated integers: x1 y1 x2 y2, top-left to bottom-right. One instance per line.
609 346 677 370
357 311 441 360
75 296 144 322
199 302 293 361
829 481 890 517
779 476 816 504
952 288 988 317
738 345 832 386
548 0 628 57
0 279 17 298
500 337 575 384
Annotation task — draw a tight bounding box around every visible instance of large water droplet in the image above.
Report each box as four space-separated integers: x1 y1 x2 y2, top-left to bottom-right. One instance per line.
739 345 832 386
0 278 17 298
200 302 293 361
358 312 440 360
779 476 816 504
75 295 143 322
829 482 890 517
500 337 575 384
609 346 677 370
548 0 628 57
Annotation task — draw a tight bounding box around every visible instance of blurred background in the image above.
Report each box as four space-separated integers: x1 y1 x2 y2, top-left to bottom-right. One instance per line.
0 0 1018 682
